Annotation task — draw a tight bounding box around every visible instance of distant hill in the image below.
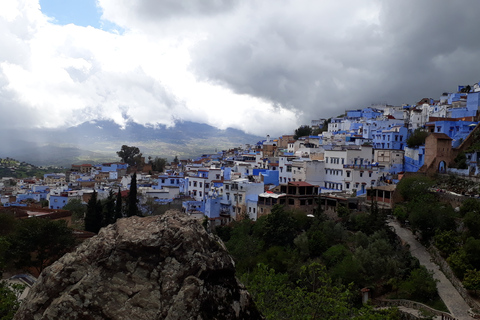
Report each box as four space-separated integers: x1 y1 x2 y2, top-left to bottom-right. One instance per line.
0 120 263 166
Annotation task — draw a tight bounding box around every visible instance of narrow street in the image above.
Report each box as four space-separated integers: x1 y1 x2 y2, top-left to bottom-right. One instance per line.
388 220 473 320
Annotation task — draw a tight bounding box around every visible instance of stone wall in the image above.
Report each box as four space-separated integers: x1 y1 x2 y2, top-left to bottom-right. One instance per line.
428 245 480 317
374 299 455 319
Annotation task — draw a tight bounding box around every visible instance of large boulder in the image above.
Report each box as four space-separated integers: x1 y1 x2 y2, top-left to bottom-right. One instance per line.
14 211 262 320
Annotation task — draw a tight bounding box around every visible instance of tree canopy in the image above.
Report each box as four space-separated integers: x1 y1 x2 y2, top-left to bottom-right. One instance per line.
406 128 429 148
294 125 313 140
117 145 142 167
6 218 76 274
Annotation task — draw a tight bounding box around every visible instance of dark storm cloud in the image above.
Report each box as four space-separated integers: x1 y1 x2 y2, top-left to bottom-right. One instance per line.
188 0 480 122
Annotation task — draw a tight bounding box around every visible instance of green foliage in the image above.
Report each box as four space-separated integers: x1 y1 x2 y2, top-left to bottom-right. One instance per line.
399 266 438 302
63 198 86 228
6 218 76 274
465 237 480 269
406 128 429 148
447 249 471 279
407 197 456 243
434 230 460 257
464 210 480 238
0 212 16 237
117 145 142 167
225 219 263 273
148 157 167 172
354 231 402 286
84 190 103 233
463 269 480 294
452 152 468 169
127 172 139 217
0 281 22 320
396 175 433 202
322 244 350 269
459 198 480 218
102 190 116 226
293 125 313 140
243 263 400 320
115 188 123 220
261 205 296 248
393 206 408 224
0 238 10 274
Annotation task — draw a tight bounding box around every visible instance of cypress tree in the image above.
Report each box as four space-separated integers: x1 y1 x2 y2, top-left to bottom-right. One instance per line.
102 189 116 227
85 190 102 233
114 188 123 222
127 172 139 217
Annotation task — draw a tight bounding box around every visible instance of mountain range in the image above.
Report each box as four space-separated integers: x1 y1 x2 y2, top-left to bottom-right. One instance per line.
0 120 264 167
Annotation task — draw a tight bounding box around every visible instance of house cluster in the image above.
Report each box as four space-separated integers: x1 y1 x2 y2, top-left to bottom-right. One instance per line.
2 82 480 225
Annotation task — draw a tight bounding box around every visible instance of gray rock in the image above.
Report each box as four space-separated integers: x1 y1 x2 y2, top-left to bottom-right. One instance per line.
14 211 263 320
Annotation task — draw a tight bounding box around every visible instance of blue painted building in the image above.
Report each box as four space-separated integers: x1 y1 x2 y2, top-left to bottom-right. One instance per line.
404 146 425 172
427 120 476 148
49 194 69 209
372 125 408 150
100 163 128 172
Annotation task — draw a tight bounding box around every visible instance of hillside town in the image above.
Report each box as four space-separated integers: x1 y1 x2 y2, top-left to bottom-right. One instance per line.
2 82 480 227
4 82 480 319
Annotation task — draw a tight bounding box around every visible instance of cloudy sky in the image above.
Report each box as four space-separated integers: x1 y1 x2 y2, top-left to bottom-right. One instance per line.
1 0 480 137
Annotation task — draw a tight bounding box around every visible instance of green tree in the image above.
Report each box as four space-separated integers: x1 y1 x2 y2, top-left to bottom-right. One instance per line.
447 249 471 279
102 189 116 227
149 157 167 172
261 205 296 248
63 199 86 227
400 266 438 302
0 281 22 320
6 218 76 274
0 212 16 237
293 125 313 140
243 262 399 320
117 145 142 167
463 269 480 294
127 172 139 217
84 190 103 233
434 230 460 257
396 175 433 202
459 198 480 218
406 128 429 148
115 188 123 221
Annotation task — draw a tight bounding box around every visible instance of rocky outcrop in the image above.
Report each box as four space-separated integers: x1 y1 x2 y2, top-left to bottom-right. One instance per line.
14 211 262 320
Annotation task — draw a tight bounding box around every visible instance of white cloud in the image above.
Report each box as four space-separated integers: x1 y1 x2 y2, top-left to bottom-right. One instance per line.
2 0 480 139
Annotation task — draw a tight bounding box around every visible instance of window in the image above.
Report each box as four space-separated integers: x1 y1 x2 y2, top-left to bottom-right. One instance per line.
199 182 202 188
205 183 210 189
199 191 202 197
346 182 350 189
360 172 363 177
369 172 372 177
225 185 229 190
253 208 256 213
346 171 351 177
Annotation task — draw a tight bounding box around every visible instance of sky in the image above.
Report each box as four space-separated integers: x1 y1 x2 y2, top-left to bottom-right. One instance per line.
1 1 480 137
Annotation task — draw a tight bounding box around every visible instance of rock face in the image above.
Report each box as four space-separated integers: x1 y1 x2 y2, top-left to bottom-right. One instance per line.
14 211 263 320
